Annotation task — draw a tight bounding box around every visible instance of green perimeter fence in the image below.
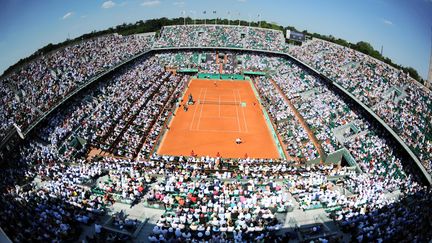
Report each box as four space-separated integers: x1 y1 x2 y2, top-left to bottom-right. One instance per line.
197 73 245 80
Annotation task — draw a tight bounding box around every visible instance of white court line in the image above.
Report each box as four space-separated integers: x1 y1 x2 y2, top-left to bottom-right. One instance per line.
196 88 207 130
200 115 237 119
189 88 203 131
237 89 249 133
232 89 242 133
198 99 238 103
190 128 243 133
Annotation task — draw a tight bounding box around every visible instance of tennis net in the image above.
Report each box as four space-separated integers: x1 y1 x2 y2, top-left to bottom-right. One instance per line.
198 100 242 106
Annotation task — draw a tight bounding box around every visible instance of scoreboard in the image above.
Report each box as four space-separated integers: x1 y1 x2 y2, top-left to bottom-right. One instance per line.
286 30 306 42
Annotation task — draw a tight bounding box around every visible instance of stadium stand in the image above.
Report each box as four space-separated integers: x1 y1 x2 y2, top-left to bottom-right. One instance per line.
0 24 431 242
290 38 432 174
0 33 154 143
153 25 286 52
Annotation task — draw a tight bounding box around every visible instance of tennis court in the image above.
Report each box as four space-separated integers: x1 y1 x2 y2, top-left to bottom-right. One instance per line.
157 79 280 158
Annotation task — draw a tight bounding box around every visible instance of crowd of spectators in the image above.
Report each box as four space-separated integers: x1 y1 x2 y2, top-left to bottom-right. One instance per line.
268 58 345 154
2 143 429 242
255 75 317 160
3 26 430 177
0 25 431 242
290 38 432 174
0 84 18 138
0 33 154 142
337 187 432 242
157 51 222 74
153 25 286 52
0 154 107 242
223 52 432 243
146 174 285 242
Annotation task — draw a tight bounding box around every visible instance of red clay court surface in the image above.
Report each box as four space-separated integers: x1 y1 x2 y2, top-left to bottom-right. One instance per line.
157 79 280 158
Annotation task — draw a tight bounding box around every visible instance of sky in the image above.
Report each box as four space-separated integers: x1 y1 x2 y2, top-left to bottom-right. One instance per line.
0 0 431 79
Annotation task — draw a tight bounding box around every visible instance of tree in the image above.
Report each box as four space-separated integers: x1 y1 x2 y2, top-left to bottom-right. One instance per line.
403 67 421 82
